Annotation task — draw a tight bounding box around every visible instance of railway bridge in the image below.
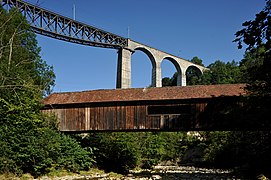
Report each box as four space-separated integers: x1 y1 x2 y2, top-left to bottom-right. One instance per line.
1 0 207 88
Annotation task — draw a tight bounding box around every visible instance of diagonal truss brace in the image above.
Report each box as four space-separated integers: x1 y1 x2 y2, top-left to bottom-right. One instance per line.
0 0 128 49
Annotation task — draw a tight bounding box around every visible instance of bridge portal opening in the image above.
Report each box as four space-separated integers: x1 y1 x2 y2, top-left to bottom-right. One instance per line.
186 66 203 85
161 58 182 87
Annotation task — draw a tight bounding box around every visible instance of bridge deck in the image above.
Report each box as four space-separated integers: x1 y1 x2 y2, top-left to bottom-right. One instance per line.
42 84 248 132
1 0 127 49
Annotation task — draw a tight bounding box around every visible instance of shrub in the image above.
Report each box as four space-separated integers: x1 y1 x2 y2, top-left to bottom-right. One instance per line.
86 133 140 174
0 115 94 176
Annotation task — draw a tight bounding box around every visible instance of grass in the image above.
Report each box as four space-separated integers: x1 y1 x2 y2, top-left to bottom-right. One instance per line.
0 168 124 180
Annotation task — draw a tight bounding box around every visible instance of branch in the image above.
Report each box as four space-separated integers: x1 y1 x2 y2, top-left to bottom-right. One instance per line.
8 30 16 72
0 84 43 92
7 21 24 71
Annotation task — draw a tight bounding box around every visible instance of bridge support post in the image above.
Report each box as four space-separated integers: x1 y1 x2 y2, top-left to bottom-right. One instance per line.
116 48 132 88
152 64 162 87
181 72 186 86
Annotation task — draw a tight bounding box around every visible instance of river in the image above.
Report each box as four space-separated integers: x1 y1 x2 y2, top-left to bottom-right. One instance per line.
35 165 244 180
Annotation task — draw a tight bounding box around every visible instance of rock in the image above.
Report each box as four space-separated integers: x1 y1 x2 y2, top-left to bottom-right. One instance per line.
181 147 205 165
127 173 133 177
151 175 161 179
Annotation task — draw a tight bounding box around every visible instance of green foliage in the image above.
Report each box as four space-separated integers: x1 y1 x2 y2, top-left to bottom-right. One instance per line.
83 132 187 173
162 77 172 87
234 0 271 51
0 7 94 177
203 131 271 176
230 1 271 176
138 133 166 168
239 46 269 95
162 72 178 86
53 134 94 173
85 133 140 174
158 132 187 161
234 0 271 95
0 7 55 97
203 132 235 167
138 132 190 168
185 57 205 85
162 56 243 86
162 56 206 86
201 60 243 85
190 56 204 66
186 67 203 85
0 122 94 176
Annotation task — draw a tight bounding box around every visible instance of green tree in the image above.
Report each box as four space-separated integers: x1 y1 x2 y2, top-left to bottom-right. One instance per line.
162 77 172 87
0 8 55 97
0 7 93 176
239 46 265 83
162 58 242 86
234 0 271 95
162 72 177 87
201 60 242 85
186 57 204 85
162 56 205 86
190 56 204 66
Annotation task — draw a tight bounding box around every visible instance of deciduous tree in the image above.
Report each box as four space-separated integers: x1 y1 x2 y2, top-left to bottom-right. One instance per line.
0 7 93 176
234 0 271 94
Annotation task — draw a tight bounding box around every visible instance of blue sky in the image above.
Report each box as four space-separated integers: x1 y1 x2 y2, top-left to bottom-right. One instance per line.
25 0 266 92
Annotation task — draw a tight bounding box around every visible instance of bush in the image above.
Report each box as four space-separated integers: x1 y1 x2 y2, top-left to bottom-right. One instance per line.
84 132 187 172
138 132 166 168
203 131 271 177
85 133 140 174
0 123 94 177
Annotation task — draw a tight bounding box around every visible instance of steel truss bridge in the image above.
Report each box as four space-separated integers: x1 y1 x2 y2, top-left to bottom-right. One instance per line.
1 0 128 49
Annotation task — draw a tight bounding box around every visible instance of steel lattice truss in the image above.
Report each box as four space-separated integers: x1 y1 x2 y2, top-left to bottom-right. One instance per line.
1 0 128 49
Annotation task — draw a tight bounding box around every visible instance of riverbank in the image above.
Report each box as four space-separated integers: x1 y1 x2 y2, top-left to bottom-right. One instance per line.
1 165 244 180
128 165 242 180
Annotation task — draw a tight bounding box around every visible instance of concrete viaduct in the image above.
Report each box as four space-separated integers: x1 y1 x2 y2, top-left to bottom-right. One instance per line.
117 40 208 88
1 0 208 89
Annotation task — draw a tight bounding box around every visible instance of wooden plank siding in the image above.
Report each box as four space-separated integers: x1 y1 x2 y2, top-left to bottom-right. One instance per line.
41 99 224 132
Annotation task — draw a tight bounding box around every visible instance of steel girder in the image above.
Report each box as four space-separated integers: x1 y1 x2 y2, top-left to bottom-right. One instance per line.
0 0 128 49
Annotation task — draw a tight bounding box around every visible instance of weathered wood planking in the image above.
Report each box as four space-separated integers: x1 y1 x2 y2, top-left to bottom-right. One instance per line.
42 99 233 132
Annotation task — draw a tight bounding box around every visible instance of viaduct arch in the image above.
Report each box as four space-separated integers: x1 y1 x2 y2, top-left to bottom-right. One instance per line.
117 39 208 88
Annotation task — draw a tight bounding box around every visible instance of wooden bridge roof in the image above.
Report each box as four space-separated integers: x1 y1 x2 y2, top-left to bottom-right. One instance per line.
42 84 246 105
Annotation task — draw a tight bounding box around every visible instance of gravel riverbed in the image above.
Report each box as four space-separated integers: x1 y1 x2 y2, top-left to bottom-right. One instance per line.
35 165 243 180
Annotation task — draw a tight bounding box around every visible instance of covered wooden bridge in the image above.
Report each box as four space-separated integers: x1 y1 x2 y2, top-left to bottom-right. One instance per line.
42 84 247 132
